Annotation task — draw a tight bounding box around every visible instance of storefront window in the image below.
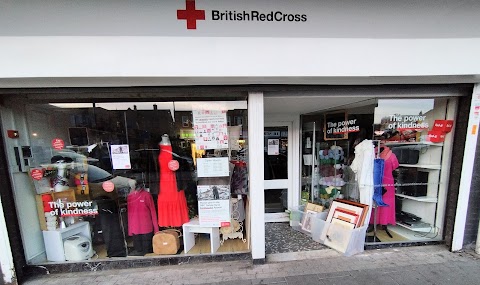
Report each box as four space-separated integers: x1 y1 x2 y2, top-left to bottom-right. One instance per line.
299 97 453 252
24 99 249 263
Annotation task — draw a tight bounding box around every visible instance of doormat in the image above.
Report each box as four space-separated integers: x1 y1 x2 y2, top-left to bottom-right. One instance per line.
265 222 327 254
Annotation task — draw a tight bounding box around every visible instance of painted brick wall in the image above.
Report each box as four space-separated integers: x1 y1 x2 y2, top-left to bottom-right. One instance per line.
444 94 471 247
463 119 480 246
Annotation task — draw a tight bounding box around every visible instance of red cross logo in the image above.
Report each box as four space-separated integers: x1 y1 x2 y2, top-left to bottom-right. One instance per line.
177 0 205 30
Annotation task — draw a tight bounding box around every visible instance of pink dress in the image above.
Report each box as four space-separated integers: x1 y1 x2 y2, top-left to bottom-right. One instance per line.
370 147 399 225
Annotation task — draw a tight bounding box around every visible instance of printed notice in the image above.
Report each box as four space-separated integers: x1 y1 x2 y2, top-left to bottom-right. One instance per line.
197 185 231 227
197 157 229 177
193 110 229 150
267 139 279 155
110 144 132 170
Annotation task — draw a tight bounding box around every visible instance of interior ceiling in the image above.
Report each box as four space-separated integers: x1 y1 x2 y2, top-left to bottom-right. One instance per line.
264 96 377 115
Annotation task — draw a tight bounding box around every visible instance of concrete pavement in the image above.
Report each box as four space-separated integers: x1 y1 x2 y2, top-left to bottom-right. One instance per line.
23 245 480 285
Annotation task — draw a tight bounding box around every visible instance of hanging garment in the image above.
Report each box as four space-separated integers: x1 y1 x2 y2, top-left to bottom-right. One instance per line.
373 158 387 206
350 139 374 222
127 189 159 236
370 147 399 225
343 165 359 201
157 144 190 227
96 198 127 257
231 162 248 195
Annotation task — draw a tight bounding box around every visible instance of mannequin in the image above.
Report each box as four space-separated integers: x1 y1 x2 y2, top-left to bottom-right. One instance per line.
157 134 190 227
127 184 158 256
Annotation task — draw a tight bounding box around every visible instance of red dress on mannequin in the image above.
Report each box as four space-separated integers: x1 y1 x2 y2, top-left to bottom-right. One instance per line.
157 144 190 227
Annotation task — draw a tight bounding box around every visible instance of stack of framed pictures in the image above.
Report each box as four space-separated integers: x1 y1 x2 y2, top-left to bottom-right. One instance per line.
325 199 369 229
320 199 369 254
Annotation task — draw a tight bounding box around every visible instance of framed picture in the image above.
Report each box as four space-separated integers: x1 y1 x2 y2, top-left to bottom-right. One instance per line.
326 199 369 228
301 210 317 233
305 202 324 213
324 217 356 253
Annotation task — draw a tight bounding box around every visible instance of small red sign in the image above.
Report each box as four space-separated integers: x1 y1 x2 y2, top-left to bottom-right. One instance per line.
220 222 231 227
168 160 180 171
51 138 65 150
432 120 454 133
427 131 446 143
102 181 115 192
31 169 44 180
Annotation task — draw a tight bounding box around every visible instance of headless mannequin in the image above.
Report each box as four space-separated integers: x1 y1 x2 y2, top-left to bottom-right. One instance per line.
157 134 190 227
127 183 158 256
160 134 171 146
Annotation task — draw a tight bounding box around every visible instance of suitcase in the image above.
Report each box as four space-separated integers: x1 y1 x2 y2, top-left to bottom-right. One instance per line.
152 229 182 255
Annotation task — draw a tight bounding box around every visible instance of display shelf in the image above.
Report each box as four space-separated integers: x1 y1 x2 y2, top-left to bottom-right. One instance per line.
398 164 441 170
395 194 437 203
387 225 440 242
385 141 443 147
395 222 432 233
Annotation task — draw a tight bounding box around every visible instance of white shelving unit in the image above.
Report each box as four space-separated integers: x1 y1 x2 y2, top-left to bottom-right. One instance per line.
395 194 437 203
388 225 440 241
398 164 441 170
386 98 456 243
395 222 433 233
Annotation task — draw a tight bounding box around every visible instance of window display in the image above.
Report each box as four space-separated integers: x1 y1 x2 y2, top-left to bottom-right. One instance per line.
24 99 249 264
298 97 455 252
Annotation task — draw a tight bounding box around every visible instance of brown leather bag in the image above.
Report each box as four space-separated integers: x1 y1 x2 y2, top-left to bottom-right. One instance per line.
152 229 182 255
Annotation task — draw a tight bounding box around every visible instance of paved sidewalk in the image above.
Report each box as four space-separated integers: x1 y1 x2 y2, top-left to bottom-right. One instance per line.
23 245 480 285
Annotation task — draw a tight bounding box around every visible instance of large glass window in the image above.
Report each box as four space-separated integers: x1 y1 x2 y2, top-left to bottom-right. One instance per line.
299 97 453 248
23 98 249 263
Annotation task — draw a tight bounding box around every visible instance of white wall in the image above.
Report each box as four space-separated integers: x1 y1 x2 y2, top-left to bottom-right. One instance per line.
0 37 480 88
0 1 480 87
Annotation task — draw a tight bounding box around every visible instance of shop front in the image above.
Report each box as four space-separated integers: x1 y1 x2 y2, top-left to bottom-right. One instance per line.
0 91 253 272
1 0 480 283
262 86 471 257
0 85 478 281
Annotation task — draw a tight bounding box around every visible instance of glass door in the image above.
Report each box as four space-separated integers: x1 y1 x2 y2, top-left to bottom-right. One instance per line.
264 122 292 222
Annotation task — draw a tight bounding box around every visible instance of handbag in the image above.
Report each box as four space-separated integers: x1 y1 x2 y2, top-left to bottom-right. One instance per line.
152 229 182 255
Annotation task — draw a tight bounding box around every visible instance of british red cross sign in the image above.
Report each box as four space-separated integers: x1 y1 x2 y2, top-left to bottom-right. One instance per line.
177 0 205 30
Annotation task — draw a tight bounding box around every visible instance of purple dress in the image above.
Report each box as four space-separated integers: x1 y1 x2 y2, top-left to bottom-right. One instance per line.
370 148 399 225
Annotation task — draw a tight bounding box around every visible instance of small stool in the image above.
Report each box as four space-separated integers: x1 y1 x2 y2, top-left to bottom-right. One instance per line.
182 219 220 254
